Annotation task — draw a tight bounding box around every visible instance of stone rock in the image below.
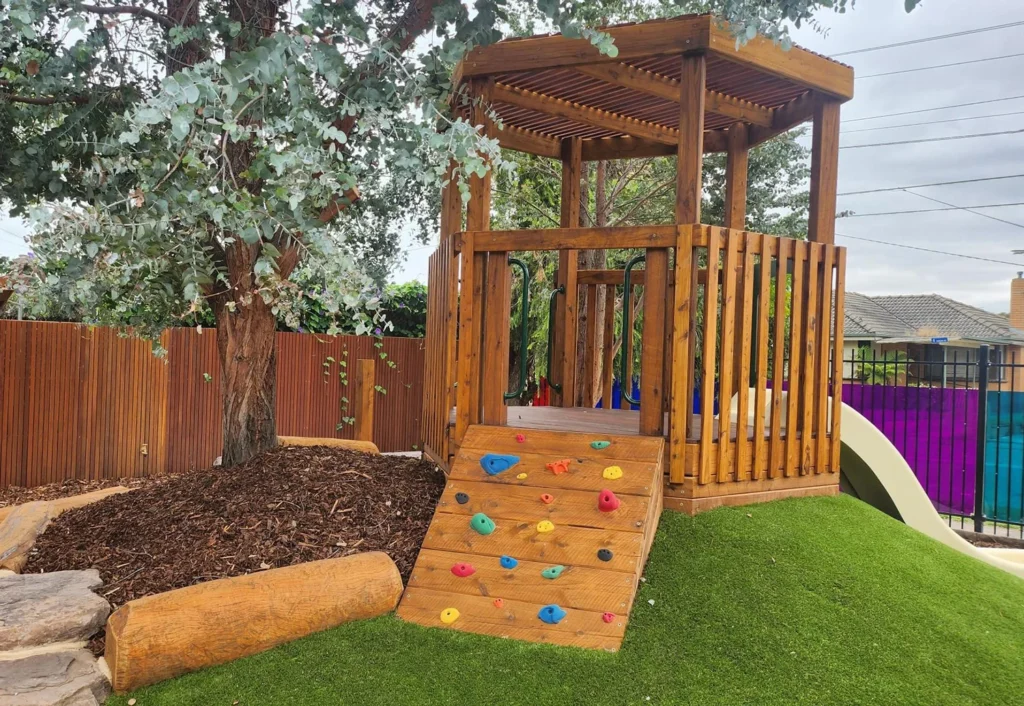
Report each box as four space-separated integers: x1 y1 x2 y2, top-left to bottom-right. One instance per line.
0 571 110 652
0 649 110 706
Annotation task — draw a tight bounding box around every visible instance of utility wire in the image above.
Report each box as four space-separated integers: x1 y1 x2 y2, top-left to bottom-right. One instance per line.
840 129 1024 149
842 111 1024 134
840 202 1024 218
844 95 1024 123
839 174 1024 196
901 190 1024 230
833 20 1024 57
857 52 1024 79
835 232 1024 267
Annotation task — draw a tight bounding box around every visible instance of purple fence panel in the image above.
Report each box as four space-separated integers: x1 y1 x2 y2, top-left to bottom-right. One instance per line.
842 384 978 515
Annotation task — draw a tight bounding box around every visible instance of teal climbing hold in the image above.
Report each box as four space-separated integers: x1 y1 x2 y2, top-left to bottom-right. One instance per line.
590 440 611 450
470 512 496 535
541 565 565 580
480 453 520 475
500 555 518 569
538 604 567 625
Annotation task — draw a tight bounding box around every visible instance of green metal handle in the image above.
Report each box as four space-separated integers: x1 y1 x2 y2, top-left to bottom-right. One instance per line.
546 285 565 393
619 253 646 406
505 257 531 401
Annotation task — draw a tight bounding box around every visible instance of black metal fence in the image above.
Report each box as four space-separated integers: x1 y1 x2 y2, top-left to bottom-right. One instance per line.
842 345 1024 538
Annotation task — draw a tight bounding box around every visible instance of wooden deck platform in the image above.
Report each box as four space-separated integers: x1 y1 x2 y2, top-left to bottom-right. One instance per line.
398 424 664 651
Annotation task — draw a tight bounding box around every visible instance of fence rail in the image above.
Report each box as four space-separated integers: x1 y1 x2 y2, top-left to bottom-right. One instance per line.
843 345 1024 537
0 321 424 489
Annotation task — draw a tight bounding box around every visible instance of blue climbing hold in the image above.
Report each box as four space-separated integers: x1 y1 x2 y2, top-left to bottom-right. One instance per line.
480 453 520 476
541 565 565 580
500 555 518 569
538 604 567 625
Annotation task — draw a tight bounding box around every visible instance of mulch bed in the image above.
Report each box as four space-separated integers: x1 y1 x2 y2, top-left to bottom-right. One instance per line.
0 477 154 509
25 446 445 613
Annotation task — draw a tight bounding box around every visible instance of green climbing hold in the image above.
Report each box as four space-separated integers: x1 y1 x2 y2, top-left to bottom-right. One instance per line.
591 440 611 449
541 565 565 580
470 512 496 535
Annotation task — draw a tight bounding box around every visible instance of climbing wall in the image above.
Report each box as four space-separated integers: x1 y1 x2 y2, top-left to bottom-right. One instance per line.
397 425 664 651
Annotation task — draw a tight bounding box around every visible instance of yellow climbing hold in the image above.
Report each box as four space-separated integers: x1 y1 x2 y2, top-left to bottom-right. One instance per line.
602 465 623 480
536 520 555 533
440 607 460 624
516 472 528 480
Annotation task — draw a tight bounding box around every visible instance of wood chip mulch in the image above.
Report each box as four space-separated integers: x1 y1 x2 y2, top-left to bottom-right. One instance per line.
24 446 446 612
0 477 155 509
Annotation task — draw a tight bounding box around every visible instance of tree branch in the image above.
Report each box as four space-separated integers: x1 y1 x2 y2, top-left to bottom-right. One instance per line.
79 4 176 29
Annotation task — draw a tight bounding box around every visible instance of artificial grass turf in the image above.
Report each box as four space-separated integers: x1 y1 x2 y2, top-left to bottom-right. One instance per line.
109 495 1024 706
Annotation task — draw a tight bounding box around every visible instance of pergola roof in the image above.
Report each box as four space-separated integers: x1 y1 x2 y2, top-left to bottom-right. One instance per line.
453 15 854 159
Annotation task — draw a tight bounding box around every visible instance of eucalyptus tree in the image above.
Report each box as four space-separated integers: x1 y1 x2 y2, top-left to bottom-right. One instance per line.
0 0 910 465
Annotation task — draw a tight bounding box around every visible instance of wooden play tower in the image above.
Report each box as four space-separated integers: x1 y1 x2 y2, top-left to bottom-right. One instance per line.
420 14 853 514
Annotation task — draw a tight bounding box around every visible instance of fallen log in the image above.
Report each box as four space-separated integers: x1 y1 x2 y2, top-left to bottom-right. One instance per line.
104 552 402 693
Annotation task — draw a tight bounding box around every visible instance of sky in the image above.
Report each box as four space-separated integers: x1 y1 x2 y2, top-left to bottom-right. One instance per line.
4 1 1023 313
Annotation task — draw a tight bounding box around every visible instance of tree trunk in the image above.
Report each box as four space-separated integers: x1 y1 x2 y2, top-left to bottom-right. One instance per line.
215 296 278 467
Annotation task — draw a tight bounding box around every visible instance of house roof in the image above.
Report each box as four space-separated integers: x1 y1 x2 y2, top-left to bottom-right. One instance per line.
843 292 1024 346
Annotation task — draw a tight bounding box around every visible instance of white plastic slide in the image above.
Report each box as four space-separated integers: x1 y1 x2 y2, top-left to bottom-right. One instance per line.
840 403 1024 580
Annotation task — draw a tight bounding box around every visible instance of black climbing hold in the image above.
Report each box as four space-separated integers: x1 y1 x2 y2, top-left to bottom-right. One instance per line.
597 549 613 562
455 492 470 505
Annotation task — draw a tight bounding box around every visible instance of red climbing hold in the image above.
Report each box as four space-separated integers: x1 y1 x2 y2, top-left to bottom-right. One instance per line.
602 612 615 624
546 458 571 475
598 489 621 512
515 433 526 443
450 563 476 578
493 598 504 608
540 493 554 505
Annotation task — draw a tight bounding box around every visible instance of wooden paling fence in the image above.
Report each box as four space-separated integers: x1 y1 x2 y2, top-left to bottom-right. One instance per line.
0 321 425 489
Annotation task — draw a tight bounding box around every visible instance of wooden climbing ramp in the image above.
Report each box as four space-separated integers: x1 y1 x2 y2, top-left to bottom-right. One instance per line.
397 425 664 651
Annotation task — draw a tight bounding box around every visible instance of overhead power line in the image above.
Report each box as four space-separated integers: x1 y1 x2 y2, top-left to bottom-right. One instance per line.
840 202 1024 218
838 174 1024 196
844 95 1024 123
835 233 1024 267
833 20 1024 57
902 190 1024 230
840 129 1024 150
842 111 1024 134
857 52 1024 79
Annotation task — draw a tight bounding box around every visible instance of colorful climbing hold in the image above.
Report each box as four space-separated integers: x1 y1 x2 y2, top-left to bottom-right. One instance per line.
455 492 470 504
450 563 476 578
470 512 496 535
602 612 615 624
602 465 623 480
515 433 526 443
541 565 565 579
590 440 611 450
493 598 504 608
597 548 613 562
540 493 554 505
440 607 460 624
598 489 621 513
538 604 567 625
500 555 518 569
546 458 571 475
516 472 528 480
480 453 519 475
536 520 555 533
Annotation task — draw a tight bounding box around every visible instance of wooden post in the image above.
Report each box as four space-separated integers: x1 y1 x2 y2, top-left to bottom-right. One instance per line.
552 137 582 407
724 123 748 231
354 359 375 443
808 100 840 244
454 233 478 443
667 53 705 478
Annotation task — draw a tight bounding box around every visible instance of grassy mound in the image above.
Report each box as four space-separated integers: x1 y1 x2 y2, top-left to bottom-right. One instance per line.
110 495 1024 706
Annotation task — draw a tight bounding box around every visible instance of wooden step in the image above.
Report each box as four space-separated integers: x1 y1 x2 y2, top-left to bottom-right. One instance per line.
397 424 664 652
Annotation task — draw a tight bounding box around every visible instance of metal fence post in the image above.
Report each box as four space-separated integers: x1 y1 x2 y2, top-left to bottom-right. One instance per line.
974 345 990 533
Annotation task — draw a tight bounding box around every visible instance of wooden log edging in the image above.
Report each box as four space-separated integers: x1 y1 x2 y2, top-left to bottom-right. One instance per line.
277 436 380 454
104 552 403 693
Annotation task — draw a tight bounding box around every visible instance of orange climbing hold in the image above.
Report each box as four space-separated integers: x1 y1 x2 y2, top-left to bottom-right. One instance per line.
540 493 554 504
546 458 571 475
493 598 504 608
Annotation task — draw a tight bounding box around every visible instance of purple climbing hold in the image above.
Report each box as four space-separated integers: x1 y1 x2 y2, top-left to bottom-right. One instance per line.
480 453 520 476
538 604 567 625
455 492 470 504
